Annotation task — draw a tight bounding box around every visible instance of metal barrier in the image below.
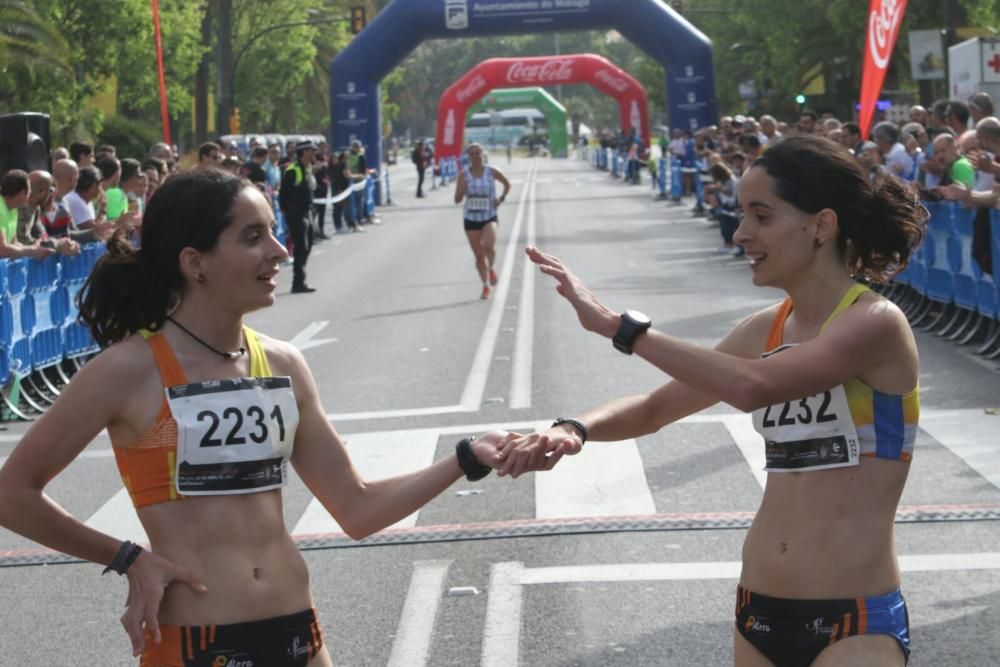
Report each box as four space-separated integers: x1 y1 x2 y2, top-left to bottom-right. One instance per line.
887 203 1000 355
0 243 107 420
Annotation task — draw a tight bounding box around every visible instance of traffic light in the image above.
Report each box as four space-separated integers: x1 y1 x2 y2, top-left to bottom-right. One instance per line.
350 6 366 34
795 94 807 105
229 108 241 135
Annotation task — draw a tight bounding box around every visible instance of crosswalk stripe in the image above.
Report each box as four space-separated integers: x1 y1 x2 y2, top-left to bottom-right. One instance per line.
534 438 656 519
12 408 999 548
292 429 441 535
919 409 1000 489
723 414 767 489
85 488 149 544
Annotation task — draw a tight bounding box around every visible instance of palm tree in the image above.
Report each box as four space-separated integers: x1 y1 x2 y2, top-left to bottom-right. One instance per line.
0 0 72 77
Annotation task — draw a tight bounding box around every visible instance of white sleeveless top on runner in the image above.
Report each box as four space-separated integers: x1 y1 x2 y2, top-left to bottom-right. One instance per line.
463 165 497 222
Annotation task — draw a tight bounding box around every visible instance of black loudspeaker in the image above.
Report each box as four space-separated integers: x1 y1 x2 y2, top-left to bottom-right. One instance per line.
0 112 51 176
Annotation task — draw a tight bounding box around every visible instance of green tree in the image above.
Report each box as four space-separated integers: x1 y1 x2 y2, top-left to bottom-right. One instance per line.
0 0 71 81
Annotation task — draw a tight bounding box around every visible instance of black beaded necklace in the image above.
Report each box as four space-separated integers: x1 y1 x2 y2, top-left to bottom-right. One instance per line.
166 316 246 360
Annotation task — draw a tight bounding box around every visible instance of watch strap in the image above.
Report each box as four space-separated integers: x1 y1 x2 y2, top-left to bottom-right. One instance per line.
551 417 588 444
456 437 491 482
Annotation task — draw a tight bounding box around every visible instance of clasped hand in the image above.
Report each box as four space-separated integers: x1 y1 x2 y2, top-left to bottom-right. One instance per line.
472 428 584 479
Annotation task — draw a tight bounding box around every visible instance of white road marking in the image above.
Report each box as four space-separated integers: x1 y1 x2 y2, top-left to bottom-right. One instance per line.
510 172 537 409
85 488 149 545
481 561 524 667
387 560 452 667
535 438 656 519
292 429 440 535
328 404 469 422
919 409 1000 489
505 552 1000 586
722 413 767 489
289 321 338 351
459 160 537 411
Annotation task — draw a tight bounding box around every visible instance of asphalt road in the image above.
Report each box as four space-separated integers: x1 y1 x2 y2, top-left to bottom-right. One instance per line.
1 156 999 666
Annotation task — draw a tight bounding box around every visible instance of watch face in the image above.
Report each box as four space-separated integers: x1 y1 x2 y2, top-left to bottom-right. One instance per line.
624 309 651 326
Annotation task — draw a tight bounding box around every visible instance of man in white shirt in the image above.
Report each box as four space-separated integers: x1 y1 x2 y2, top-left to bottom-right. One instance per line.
759 115 782 145
64 166 113 238
872 122 914 179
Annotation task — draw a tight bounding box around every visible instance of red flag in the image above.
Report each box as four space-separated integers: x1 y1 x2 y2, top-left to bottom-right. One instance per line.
858 0 908 139
151 0 171 145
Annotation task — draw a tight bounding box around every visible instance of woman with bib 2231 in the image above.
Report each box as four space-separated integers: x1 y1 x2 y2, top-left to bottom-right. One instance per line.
0 168 515 665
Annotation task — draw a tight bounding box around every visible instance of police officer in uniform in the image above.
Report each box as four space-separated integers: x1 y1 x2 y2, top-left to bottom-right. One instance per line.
280 140 318 293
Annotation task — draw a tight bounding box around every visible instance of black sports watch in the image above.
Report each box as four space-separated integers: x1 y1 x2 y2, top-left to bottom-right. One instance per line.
455 437 491 481
612 310 652 355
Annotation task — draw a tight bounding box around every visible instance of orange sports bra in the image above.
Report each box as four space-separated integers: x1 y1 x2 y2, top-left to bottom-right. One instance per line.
113 327 273 509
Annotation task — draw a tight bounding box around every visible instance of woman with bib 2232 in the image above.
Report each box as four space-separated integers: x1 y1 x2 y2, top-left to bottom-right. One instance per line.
496 136 927 667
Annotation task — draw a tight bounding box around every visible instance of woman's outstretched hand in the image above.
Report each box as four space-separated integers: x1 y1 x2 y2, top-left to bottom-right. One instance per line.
525 246 619 338
494 426 585 479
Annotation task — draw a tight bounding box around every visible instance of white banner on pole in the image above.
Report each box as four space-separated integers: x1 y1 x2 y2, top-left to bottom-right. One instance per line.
909 29 945 80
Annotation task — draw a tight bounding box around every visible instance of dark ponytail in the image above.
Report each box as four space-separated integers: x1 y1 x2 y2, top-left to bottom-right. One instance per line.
752 136 928 282
77 168 249 347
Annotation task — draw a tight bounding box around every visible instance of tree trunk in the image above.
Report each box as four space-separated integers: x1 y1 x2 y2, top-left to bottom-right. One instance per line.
195 0 213 143
217 0 233 137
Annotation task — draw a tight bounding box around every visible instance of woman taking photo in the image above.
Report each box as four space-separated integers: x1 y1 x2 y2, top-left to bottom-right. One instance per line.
0 168 509 665
453 143 511 300
498 136 927 666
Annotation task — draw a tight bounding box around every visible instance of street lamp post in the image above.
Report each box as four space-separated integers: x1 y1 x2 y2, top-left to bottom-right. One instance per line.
230 15 348 125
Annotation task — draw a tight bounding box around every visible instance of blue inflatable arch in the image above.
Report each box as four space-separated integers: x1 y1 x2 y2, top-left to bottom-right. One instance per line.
330 0 716 163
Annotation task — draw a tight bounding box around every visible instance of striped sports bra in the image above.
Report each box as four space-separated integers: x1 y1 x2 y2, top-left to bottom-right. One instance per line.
113 327 277 509
753 284 919 470
462 165 497 222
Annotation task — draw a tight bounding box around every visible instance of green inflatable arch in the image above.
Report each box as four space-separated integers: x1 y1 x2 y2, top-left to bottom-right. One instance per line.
469 87 569 158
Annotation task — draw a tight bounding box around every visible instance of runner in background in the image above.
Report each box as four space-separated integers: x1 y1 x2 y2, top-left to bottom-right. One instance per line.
453 143 511 300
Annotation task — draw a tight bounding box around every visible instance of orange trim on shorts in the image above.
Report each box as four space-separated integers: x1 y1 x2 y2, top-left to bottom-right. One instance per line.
856 597 868 635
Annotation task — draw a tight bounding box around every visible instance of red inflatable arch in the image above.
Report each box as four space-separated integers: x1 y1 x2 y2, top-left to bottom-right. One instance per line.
435 53 650 160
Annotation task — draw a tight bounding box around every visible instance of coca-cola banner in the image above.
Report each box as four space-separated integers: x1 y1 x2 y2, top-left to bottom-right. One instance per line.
331 0 716 178
435 54 650 160
859 0 908 138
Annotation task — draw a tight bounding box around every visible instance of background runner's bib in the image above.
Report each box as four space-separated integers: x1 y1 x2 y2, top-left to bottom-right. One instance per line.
752 345 860 472
167 377 298 495
465 195 490 211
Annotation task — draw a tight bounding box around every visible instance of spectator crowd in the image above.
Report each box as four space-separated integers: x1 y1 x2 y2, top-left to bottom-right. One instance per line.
0 133 384 297
595 91 1000 263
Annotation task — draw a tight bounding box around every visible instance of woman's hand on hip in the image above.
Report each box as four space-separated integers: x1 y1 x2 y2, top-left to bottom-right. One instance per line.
122 550 208 656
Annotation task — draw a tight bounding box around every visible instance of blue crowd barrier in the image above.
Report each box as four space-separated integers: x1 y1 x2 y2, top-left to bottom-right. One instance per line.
948 205 979 311
670 159 683 200
981 212 1000 319
0 244 106 390
4 258 32 379
889 202 1000 353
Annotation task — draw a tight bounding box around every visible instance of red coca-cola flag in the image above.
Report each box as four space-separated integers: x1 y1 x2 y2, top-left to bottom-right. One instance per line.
858 0 908 139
